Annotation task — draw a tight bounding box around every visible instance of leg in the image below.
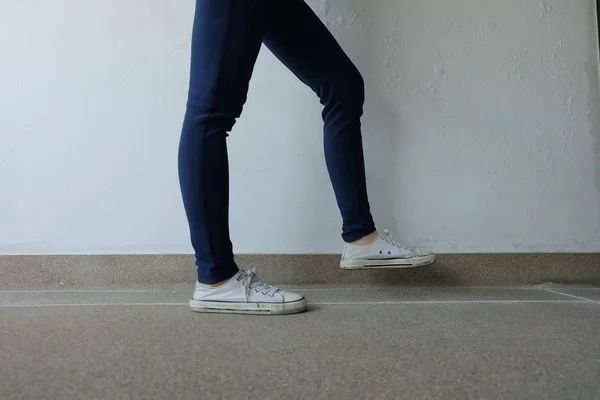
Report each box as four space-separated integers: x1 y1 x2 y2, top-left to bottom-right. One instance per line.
179 0 272 284
263 1 434 270
263 1 376 243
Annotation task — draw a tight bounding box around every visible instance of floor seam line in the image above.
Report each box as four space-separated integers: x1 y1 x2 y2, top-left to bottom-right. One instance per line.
0 300 589 307
309 300 585 305
0 303 190 307
543 288 600 304
0 290 179 294
0 287 564 294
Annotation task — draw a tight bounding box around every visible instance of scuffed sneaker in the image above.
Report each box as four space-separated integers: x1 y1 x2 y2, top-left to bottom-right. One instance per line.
340 229 436 270
190 269 307 315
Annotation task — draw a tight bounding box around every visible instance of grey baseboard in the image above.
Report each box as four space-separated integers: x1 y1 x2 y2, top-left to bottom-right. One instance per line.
1 254 600 290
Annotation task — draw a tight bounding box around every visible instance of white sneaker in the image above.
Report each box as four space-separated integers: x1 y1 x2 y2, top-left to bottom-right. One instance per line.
189 269 307 315
340 229 436 270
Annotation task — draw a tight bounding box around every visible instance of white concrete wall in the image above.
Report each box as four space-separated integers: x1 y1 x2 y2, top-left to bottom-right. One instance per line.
1 0 599 255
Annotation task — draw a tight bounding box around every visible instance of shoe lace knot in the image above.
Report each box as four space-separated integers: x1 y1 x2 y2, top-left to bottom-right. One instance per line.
381 229 412 252
236 269 281 299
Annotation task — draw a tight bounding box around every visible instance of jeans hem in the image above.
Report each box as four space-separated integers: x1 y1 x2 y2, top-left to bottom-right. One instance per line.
197 263 239 285
342 226 377 243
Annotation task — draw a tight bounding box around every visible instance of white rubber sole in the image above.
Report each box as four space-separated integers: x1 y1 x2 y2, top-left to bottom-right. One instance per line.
340 254 436 270
189 297 307 315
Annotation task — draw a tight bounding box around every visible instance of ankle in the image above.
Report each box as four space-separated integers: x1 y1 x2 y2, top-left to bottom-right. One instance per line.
208 280 229 287
198 278 229 288
350 231 379 246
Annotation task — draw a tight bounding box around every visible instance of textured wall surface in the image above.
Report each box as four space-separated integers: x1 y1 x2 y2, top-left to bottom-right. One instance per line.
1 0 599 254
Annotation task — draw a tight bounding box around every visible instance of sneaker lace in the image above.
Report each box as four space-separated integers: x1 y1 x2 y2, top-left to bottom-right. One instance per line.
381 229 412 252
236 269 281 299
